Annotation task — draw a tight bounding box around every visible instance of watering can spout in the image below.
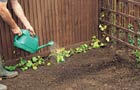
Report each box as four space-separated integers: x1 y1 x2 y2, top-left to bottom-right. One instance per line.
38 41 54 50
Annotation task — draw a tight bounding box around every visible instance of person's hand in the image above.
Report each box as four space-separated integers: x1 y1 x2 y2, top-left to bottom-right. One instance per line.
12 26 22 36
26 26 35 36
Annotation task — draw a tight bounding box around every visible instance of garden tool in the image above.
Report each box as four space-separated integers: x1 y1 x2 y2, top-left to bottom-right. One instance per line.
0 55 18 79
14 29 54 53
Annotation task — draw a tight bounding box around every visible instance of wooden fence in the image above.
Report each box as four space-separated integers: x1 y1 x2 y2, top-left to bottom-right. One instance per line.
99 0 140 51
0 0 99 64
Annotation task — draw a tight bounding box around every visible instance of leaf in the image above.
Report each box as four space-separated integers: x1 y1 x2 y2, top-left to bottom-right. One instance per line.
99 24 102 29
21 67 28 71
5 66 16 71
101 12 105 18
75 47 82 53
99 24 107 31
38 60 42 65
42 61 45 64
100 43 106 47
69 49 75 55
56 55 61 63
37 56 41 59
47 62 51 66
138 38 140 45
135 50 140 58
32 66 38 70
16 63 22 67
20 59 27 65
128 24 134 30
56 55 65 63
93 42 100 48
101 13 105 18
26 61 33 68
32 57 38 62
136 58 140 63
106 37 110 42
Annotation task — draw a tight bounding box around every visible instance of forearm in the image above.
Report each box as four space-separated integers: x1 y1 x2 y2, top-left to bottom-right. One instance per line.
11 0 31 28
10 0 35 35
0 3 18 29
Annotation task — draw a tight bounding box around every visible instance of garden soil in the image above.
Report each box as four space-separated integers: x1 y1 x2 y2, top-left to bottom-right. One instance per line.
1 46 140 90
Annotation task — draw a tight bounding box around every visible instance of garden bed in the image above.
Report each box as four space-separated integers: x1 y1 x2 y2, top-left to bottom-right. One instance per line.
1 46 140 90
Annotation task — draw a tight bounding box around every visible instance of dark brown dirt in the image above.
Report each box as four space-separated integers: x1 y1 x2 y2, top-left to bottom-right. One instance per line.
1 47 140 90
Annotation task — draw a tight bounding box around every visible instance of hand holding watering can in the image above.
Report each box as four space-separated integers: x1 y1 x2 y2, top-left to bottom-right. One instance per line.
14 29 54 53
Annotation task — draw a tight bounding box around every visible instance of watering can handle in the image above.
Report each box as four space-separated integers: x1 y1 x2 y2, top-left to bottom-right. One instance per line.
14 32 24 42
14 29 29 41
14 35 19 41
14 30 38 42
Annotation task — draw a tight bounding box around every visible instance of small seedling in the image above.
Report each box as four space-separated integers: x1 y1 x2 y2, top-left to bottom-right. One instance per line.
99 24 107 31
47 62 51 66
91 36 106 49
5 56 45 71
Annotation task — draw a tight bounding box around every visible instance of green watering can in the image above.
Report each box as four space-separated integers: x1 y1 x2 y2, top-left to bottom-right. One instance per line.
14 29 54 53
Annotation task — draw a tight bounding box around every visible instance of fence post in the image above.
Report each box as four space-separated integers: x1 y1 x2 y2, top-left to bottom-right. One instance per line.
98 0 102 39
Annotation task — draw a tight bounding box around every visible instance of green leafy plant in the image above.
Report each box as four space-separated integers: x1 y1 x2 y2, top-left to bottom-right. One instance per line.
133 50 140 67
75 44 91 53
5 58 27 71
127 23 140 45
47 62 51 66
91 36 106 49
134 50 140 63
5 56 45 71
99 24 107 31
49 48 75 63
4 65 17 71
48 36 106 64
138 23 140 32
127 24 135 45
99 11 106 20
5 35 107 71
128 34 134 45
128 24 134 30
